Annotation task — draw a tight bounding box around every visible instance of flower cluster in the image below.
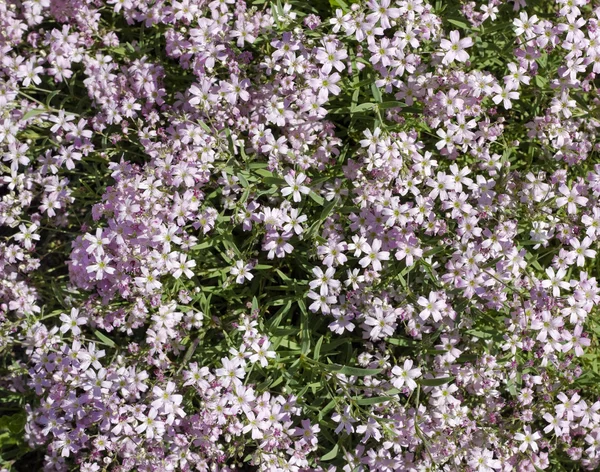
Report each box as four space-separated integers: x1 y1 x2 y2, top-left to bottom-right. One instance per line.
1 0 600 471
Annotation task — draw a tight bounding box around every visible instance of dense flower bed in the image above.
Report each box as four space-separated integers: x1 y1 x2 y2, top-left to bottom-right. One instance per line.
2 0 600 470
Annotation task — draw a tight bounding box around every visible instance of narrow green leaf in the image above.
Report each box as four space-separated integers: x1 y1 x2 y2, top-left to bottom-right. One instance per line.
420 376 454 387
354 396 394 406
322 443 339 461
466 329 494 339
378 101 404 109
179 338 199 372
297 299 311 355
263 176 285 186
254 264 272 270
275 269 291 281
351 102 375 113
320 337 350 353
447 18 469 29
370 83 382 102
318 398 338 421
94 330 116 348
255 168 274 178
314 335 324 361
22 108 47 121
308 191 324 205
238 173 249 187
329 0 349 12
320 198 337 221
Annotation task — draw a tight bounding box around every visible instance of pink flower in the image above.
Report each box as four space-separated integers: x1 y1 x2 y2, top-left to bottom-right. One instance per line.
514 426 542 452
569 236 596 267
492 84 519 109
358 239 389 271
513 11 538 38
135 408 165 439
151 381 184 417
83 228 110 256
86 255 115 280
364 306 396 340
59 308 87 336
14 223 40 249
417 291 446 322
555 184 587 214
294 419 320 447
439 30 473 65
391 359 421 391
230 260 254 284
249 339 276 367
281 171 310 202
309 266 339 296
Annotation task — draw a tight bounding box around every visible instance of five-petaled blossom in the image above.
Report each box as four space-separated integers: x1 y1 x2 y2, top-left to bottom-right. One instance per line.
439 30 473 65
230 260 254 284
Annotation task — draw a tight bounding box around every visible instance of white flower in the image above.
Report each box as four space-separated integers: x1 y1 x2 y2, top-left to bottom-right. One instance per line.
230 260 254 284
59 308 87 336
135 408 165 439
358 239 390 272
249 339 276 367
391 359 421 391
14 223 40 250
281 171 310 202
417 291 446 322
151 381 185 417
439 30 473 65
514 425 541 452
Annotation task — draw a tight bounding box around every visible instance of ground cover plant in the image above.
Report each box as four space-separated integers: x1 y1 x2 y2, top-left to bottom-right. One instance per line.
3 0 600 470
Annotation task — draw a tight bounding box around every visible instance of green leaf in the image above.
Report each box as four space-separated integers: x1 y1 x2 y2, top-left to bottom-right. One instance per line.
321 443 339 461
534 75 547 89
255 168 274 178
45 89 61 108
296 299 311 351
447 18 469 29
354 395 395 406
271 327 299 336
0 412 26 434
308 191 324 205
327 106 352 115
507 380 517 396
313 335 324 361
329 0 349 11
319 198 337 220
420 376 454 387
466 329 494 339
423 245 446 257
275 269 291 282
306 198 338 238
263 176 286 186
238 172 249 187
318 397 338 421
320 337 350 353
197 121 212 134
370 83 382 103
377 101 404 109
22 108 47 121
94 330 116 348
248 162 269 169
351 102 375 113
179 338 199 372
